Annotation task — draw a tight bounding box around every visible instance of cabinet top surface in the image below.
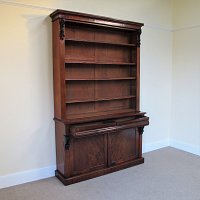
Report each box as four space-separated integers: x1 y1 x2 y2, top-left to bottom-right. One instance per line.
55 110 146 124
50 9 143 30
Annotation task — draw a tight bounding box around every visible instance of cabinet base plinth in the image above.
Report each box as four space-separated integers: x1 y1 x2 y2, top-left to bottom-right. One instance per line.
55 157 144 186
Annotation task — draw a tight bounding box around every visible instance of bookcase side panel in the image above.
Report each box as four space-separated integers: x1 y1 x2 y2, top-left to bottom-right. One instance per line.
136 47 140 111
52 19 65 119
55 121 65 175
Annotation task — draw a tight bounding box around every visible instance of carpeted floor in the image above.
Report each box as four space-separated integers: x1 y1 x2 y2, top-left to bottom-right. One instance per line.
0 147 200 200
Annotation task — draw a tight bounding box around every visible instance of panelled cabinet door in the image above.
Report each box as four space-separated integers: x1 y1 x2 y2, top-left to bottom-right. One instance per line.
108 128 139 166
70 134 107 176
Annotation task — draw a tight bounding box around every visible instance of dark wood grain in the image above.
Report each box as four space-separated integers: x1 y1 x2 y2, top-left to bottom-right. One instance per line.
70 134 107 176
108 128 138 166
52 20 62 119
55 121 65 175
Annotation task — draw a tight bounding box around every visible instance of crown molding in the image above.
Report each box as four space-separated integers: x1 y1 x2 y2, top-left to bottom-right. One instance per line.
0 0 54 11
1 0 200 33
2 0 200 33
173 24 200 32
144 25 173 32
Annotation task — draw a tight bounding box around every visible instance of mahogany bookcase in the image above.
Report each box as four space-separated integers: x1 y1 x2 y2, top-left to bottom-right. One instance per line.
50 9 149 185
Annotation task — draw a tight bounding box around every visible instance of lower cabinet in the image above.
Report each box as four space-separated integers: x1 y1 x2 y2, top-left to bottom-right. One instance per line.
55 117 148 185
70 128 139 176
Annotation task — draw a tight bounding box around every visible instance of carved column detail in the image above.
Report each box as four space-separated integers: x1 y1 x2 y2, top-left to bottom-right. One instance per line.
59 19 65 40
136 29 142 47
64 135 71 150
138 127 144 135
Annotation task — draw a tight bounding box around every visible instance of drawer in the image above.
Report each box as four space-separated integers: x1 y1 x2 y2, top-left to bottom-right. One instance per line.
70 120 116 138
69 115 149 138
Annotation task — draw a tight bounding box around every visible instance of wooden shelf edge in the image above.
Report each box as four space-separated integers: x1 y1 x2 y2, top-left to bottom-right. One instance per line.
66 95 136 104
65 38 137 47
65 77 136 81
64 60 137 65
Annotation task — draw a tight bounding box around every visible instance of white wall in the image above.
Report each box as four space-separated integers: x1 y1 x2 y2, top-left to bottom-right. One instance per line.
141 27 172 151
0 0 172 188
0 5 56 182
170 0 200 154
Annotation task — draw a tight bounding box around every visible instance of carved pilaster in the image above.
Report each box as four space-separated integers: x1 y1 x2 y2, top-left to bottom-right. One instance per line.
59 19 65 40
136 29 142 47
64 135 71 150
138 127 144 135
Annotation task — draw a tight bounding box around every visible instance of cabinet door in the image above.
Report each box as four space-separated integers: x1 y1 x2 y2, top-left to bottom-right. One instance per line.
108 128 139 166
70 134 107 176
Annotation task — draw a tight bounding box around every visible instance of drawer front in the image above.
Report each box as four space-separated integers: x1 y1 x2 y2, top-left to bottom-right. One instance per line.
70 134 107 176
108 128 139 166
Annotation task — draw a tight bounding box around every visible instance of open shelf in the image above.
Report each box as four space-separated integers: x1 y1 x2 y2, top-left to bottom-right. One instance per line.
65 38 137 47
65 60 136 65
66 95 136 104
65 77 136 81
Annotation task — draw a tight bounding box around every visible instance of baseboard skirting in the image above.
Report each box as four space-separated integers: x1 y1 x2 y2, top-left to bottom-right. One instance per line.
142 140 170 153
1 140 199 189
143 139 200 156
0 165 56 189
169 139 200 156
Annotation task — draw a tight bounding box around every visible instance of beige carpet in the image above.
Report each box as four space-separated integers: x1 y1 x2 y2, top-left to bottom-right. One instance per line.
0 147 200 200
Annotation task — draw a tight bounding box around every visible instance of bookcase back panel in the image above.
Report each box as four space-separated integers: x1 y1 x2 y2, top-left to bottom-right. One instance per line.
66 100 133 115
65 65 134 79
65 24 131 44
95 99 130 111
65 43 95 61
66 82 95 101
130 66 137 77
95 65 132 78
66 102 95 114
130 32 137 44
65 44 131 63
130 49 137 63
65 64 94 79
95 46 130 62
66 25 95 41
95 81 133 98
95 29 130 44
